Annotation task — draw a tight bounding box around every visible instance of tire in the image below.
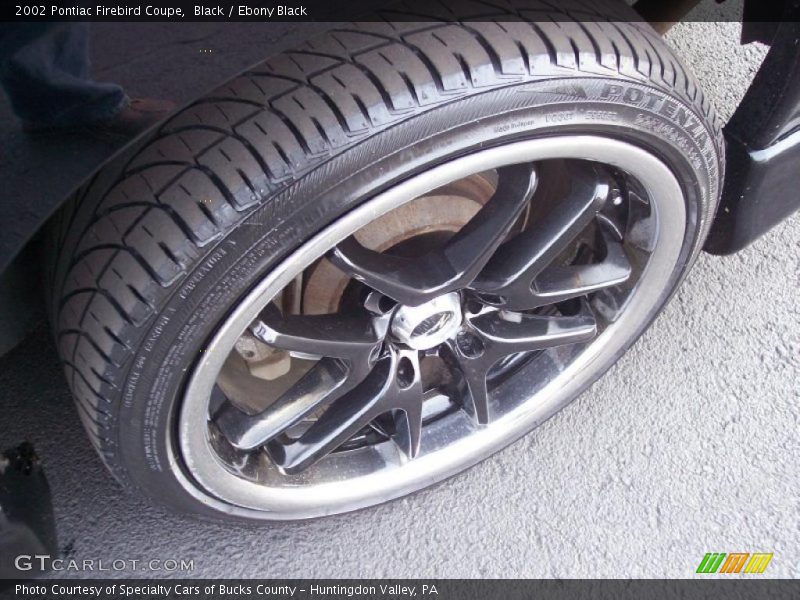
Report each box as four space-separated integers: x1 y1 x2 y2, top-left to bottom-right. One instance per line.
47 0 724 520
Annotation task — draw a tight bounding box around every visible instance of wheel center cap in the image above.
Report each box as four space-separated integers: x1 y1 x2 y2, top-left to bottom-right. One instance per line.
391 292 463 350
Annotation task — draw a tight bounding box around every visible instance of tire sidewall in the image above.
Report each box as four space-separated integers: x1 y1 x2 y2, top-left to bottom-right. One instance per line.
113 76 721 518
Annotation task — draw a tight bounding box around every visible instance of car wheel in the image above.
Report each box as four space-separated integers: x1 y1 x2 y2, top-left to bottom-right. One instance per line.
47 0 724 520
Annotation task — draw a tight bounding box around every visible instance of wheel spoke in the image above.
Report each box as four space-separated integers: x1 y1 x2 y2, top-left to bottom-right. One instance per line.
328 163 537 306
471 162 610 310
250 303 389 359
627 189 657 252
446 303 597 424
470 304 598 351
215 358 348 449
267 348 424 474
214 304 390 450
526 228 632 308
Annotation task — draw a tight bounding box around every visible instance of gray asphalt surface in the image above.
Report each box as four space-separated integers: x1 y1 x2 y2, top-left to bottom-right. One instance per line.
1 3 798 579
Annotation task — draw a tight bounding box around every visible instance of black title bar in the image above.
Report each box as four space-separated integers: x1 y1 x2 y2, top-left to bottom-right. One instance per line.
2 0 798 22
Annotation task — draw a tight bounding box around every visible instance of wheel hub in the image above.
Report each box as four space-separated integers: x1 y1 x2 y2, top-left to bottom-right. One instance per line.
390 292 463 350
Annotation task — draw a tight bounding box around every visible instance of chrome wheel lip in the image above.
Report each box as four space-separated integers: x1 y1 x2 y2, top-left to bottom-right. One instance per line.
175 136 686 520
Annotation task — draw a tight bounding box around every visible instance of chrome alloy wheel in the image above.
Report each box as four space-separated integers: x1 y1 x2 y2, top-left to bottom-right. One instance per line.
177 136 686 519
